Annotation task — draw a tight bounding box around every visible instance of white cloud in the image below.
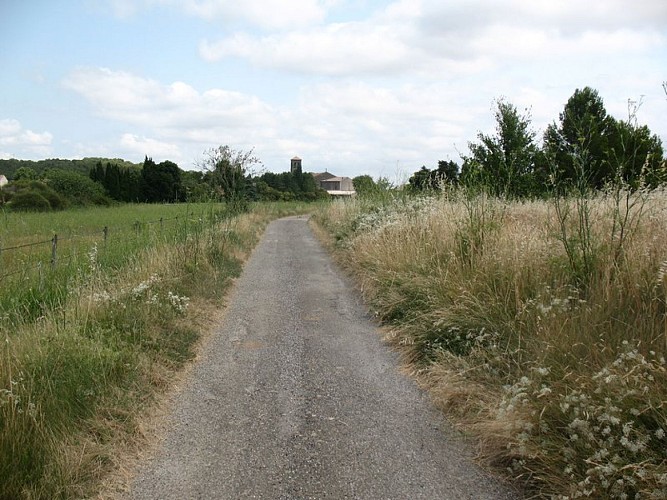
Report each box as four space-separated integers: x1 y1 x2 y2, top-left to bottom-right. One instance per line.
178 0 328 28
63 67 278 145
266 81 491 177
0 119 53 157
119 133 182 161
199 22 418 75
419 0 667 37
63 67 290 168
0 119 22 137
198 0 666 77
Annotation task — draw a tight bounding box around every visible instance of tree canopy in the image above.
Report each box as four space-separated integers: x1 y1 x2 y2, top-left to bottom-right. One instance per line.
460 100 538 197
408 86 665 198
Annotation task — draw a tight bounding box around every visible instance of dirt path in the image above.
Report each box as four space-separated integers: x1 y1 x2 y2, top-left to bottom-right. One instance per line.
126 216 516 499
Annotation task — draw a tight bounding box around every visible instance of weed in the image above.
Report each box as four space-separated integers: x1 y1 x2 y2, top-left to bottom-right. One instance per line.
315 191 667 498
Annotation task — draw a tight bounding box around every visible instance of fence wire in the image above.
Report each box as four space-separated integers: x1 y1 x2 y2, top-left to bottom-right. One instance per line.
0 209 221 282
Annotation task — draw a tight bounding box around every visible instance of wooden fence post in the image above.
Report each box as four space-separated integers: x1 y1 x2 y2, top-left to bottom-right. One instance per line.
51 234 58 268
103 226 109 248
38 261 43 291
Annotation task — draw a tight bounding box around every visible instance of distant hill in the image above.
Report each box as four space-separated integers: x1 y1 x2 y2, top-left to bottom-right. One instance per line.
0 158 142 180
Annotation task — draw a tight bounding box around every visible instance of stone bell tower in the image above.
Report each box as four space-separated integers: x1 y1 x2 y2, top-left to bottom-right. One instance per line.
290 156 302 174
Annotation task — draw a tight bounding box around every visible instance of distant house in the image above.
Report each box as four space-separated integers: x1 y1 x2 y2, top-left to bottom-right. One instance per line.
290 156 356 196
290 156 355 197
319 176 354 193
0 175 7 188
311 170 355 197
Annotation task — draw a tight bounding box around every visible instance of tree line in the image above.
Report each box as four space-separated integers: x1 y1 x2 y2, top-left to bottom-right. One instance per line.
406 87 665 197
3 85 663 210
0 150 327 211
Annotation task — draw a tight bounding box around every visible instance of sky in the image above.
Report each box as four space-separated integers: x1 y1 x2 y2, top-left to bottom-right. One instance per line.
1 0 666 180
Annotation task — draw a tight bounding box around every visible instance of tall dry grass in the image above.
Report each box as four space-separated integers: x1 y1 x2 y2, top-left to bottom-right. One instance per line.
314 190 667 498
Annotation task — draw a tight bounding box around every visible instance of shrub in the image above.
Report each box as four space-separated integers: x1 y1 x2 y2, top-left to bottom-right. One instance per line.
4 180 68 211
8 191 52 211
42 169 110 206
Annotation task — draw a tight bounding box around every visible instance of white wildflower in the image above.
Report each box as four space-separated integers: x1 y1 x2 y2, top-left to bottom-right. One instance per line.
167 291 190 313
88 243 98 272
132 274 160 297
534 366 550 376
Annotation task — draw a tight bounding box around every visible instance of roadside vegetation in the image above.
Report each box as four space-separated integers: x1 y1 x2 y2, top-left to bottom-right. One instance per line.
0 200 313 499
2 83 666 499
316 86 667 498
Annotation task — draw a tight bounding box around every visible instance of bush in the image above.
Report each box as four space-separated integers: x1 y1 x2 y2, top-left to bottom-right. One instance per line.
4 180 67 211
8 191 52 211
43 169 110 206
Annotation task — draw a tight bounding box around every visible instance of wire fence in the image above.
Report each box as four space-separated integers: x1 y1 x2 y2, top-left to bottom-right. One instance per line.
0 210 225 284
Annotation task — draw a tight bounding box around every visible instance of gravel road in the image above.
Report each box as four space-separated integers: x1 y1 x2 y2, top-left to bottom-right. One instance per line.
127 216 517 499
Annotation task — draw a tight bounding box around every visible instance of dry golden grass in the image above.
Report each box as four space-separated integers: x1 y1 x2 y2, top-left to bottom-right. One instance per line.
314 190 667 499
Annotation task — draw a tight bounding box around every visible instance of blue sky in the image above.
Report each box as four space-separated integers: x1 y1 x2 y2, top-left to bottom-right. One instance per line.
1 0 666 180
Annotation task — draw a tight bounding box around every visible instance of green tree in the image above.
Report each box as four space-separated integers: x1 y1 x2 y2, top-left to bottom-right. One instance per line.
4 180 67 211
181 170 214 202
120 167 142 202
408 166 435 191
461 99 538 197
353 175 378 196
607 120 665 189
13 166 37 181
104 163 122 200
141 157 183 203
436 160 459 185
89 161 105 184
543 87 615 189
200 146 260 211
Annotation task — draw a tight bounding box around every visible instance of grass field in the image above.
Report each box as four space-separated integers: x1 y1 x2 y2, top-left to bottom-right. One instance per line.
0 201 314 499
0 203 228 327
314 190 667 499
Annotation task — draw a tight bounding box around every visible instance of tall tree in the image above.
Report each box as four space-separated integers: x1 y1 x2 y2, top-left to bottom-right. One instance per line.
353 175 378 196
606 119 665 189
543 87 615 189
104 163 122 200
461 99 538 197
140 157 182 202
436 160 459 185
408 166 435 191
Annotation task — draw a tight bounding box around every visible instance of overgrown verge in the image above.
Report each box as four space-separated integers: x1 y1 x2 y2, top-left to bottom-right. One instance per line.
0 201 312 499
313 191 667 499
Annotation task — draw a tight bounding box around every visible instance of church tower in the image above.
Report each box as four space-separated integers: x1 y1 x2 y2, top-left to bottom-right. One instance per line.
290 156 302 174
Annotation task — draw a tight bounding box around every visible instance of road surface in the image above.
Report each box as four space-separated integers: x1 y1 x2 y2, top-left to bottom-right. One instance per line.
127 216 516 499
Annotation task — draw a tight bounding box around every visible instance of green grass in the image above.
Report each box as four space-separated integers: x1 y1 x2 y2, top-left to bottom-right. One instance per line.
0 200 315 499
0 203 230 326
